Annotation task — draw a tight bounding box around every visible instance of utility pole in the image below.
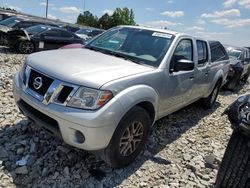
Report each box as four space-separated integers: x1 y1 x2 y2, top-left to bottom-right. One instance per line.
83 0 85 13
46 0 48 19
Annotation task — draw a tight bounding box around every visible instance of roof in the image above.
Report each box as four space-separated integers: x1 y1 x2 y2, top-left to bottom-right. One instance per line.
119 25 180 36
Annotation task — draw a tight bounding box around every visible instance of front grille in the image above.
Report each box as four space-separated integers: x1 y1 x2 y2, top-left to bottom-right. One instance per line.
23 67 78 106
28 69 54 96
56 86 73 103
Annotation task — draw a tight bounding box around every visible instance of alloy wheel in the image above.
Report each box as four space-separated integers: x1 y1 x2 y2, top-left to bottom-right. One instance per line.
119 121 144 156
20 42 34 54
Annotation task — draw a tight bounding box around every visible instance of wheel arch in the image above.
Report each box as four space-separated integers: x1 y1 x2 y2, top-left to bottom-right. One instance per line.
115 84 159 125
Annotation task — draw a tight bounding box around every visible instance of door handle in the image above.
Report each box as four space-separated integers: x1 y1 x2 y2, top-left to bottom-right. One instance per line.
205 73 209 76
189 76 195 80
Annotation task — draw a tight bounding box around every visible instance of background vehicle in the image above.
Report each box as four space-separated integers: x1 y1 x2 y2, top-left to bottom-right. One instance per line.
216 94 250 188
0 16 25 45
224 46 250 90
7 25 83 54
0 16 59 45
75 27 104 41
13 26 229 168
60 43 84 49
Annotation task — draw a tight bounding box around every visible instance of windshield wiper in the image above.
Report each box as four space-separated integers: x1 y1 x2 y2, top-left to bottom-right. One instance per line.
105 51 142 64
85 46 144 65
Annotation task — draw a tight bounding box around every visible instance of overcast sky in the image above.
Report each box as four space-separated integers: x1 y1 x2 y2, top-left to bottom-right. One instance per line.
2 0 250 47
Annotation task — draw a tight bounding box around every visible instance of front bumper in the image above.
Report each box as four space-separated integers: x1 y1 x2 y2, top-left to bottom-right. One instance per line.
13 73 124 151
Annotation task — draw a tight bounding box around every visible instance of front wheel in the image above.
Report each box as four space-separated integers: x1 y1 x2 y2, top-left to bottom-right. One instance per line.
202 81 221 108
18 41 35 54
102 106 151 168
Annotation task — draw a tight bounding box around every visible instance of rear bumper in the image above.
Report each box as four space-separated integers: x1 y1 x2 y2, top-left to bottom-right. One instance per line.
13 73 125 151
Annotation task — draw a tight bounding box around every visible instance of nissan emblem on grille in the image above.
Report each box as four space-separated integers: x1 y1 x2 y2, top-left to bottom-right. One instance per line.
33 77 43 90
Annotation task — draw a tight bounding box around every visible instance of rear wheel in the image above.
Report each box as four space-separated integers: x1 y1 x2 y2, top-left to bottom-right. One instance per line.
215 131 250 188
202 81 221 108
102 106 151 168
242 73 250 83
19 41 35 54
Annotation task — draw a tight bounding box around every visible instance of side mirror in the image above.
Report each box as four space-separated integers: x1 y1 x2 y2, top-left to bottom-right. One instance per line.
174 59 195 72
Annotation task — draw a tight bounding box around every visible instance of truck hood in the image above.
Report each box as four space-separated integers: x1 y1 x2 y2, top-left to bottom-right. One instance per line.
27 48 154 89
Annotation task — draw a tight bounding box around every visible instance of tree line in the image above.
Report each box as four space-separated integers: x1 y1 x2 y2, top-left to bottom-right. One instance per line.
76 7 136 29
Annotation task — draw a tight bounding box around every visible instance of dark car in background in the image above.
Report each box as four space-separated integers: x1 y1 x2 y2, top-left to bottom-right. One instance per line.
0 16 25 44
6 25 83 54
224 46 250 90
0 16 59 45
64 24 80 33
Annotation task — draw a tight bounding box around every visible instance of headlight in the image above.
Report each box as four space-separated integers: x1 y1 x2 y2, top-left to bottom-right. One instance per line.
67 87 113 110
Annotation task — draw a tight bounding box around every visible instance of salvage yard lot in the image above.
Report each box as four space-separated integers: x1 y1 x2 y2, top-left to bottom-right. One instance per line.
0 47 249 188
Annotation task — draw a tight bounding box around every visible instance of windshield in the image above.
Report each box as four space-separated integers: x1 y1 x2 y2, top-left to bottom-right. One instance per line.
25 25 49 35
76 28 91 35
86 27 174 67
0 17 23 27
227 49 242 59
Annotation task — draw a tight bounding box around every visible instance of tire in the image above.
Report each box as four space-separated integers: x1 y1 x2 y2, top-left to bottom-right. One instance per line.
226 75 241 91
0 35 4 45
202 81 221 108
18 41 35 54
242 73 250 83
215 131 250 188
102 106 151 168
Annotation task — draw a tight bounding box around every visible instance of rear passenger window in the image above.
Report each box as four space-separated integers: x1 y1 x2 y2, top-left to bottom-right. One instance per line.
43 30 59 37
60 31 73 38
197 40 208 65
211 46 227 62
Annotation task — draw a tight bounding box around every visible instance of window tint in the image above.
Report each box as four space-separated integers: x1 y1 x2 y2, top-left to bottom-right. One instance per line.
211 46 227 62
170 39 193 71
197 40 208 65
43 30 59 37
60 30 73 38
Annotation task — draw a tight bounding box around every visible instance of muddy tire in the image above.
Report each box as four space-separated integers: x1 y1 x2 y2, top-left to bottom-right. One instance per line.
215 131 250 188
242 73 250 83
202 81 221 108
102 106 151 168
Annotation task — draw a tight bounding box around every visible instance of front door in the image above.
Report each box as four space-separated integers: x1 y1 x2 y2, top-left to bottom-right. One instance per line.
160 38 195 115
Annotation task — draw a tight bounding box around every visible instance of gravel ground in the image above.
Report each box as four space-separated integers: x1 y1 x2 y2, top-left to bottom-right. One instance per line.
0 47 249 188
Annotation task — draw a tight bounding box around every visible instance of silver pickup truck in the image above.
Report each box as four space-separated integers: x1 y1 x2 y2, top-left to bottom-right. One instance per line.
13 26 229 168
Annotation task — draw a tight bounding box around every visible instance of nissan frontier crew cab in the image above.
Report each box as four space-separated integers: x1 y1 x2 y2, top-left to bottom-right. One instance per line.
13 26 229 168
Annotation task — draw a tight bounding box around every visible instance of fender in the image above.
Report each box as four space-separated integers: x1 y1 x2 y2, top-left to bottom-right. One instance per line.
114 84 159 124
205 69 223 98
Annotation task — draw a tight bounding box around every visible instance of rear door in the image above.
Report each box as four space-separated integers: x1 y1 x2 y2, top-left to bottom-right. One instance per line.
39 29 60 50
209 44 229 88
193 40 209 98
54 30 76 48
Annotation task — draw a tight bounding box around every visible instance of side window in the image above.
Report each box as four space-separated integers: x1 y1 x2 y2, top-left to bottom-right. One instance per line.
43 30 59 37
170 39 193 71
211 46 227 62
60 31 73 38
197 40 208 66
